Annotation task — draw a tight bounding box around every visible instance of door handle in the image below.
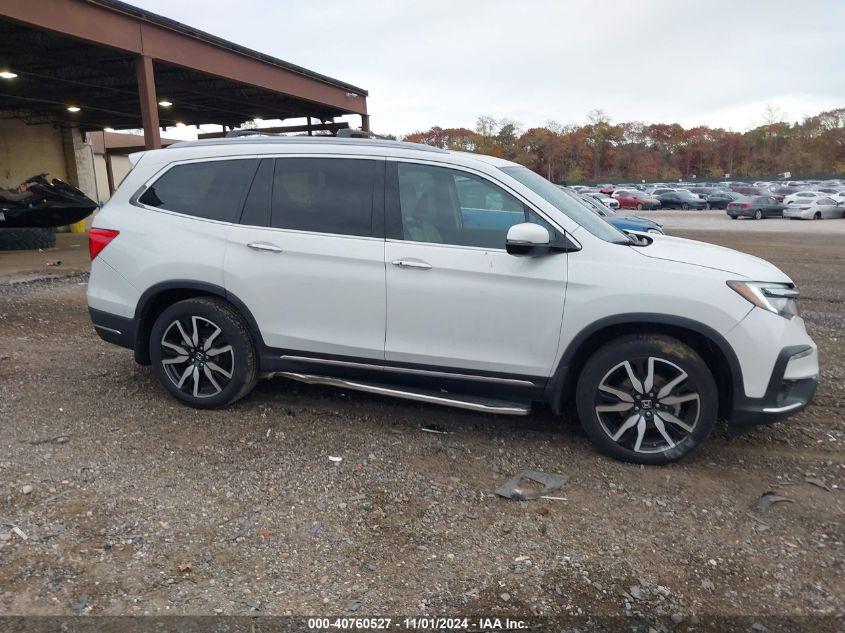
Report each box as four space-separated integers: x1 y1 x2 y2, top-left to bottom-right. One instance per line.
247 242 283 253
391 259 432 270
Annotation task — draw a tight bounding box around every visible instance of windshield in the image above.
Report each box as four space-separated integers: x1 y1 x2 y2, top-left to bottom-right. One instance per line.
501 166 630 243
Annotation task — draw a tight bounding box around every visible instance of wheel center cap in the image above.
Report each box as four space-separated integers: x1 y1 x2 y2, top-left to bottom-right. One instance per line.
641 399 653 409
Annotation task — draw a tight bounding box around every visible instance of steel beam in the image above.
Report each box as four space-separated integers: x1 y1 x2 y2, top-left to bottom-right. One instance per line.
135 56 161 150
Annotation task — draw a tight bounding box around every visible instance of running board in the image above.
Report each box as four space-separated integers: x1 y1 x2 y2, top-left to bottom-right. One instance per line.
276 372 531 416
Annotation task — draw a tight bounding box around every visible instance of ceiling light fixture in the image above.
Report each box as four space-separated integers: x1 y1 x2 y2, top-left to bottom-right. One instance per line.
158 100 173 107
67 106 81 113
0 71 17 79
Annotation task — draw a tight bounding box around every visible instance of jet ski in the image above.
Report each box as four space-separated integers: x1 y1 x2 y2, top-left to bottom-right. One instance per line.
0 174 98 228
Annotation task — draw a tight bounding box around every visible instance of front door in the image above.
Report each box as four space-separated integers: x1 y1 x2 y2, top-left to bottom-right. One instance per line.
384 161 567 379
224 156 386 360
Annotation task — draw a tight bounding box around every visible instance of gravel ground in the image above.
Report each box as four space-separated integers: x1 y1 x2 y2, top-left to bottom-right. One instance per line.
0 228 842 628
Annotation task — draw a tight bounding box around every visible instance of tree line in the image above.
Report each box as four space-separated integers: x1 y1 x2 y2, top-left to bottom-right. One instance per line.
400 107 845 183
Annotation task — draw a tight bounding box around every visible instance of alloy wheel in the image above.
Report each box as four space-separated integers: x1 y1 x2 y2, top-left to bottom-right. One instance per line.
159 316 235 398
593 357 700 454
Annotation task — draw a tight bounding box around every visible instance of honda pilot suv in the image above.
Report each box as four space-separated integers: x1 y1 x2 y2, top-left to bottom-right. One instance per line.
87 136 819 464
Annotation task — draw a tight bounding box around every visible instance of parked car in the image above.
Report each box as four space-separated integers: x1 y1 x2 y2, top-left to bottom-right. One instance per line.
580 195 664 234
784 191 826 206
732 185 770 197
783 197 844 220
650 188 677 197
584 192 620 210
612 189 661 210
702 190 741 209
656 190 708 210
726 195 786 219
86 135 818 465
597 184 615 195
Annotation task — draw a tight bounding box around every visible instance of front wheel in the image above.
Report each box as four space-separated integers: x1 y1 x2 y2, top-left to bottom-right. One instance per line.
575 335 718 464
149 297 258 408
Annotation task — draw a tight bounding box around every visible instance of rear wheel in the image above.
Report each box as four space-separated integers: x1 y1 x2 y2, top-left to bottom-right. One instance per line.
754 209 763 220
575 335 718 464
681 203 689 210
149 297 258 408
813 212 822 220
636 204 643 211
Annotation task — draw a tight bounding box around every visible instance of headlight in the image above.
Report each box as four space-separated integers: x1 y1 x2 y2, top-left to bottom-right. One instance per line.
727 281 800 319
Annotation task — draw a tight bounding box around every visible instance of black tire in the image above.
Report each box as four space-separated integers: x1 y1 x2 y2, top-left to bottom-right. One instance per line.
149 297 258 408
813 212 821 220
730 215 738 220
681 203 689 210
0 227 57 250
575 334 718 465
754 209 763 220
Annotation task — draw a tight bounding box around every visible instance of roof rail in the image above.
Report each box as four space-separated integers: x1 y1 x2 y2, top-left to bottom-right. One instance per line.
167 135 448 154
225 129 282 138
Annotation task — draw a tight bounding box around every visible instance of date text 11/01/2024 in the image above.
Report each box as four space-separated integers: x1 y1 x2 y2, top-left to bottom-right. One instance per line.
307 617 531 630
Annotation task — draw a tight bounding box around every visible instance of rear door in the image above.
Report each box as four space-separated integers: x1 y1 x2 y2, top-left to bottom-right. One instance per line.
383 160 567 379
224 156 387 360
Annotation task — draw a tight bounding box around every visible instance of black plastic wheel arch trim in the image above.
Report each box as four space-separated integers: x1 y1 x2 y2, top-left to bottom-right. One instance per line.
545 313 746 417
132 280 266 364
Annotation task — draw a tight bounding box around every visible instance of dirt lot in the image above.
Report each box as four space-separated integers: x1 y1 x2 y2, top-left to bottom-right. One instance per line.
0 224 843 628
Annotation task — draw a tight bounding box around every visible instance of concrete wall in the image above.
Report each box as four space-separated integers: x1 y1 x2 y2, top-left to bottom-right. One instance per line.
60 127 98 202
0 119 68 188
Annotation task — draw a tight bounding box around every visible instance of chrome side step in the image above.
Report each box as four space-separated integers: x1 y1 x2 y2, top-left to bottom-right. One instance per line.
276 372 531 416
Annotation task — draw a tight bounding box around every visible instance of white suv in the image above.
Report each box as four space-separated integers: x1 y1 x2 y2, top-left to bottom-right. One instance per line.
86 136 819 464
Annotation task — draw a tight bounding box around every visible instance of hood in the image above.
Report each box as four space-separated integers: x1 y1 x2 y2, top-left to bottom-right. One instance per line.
633 234 792 281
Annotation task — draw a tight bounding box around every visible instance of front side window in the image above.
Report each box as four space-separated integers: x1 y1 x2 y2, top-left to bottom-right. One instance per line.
396 163 529 249
500 165 628 243
139 159 258 222
271 158 379 237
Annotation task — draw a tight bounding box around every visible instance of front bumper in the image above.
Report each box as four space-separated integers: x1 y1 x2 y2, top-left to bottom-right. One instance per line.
728 345 819 434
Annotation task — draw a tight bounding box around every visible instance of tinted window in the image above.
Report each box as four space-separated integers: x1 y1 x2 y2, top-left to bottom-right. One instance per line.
139 159 258 222
271 158 378 237
239 158 273 227
500 165 629 243
817 198 834 205
397 162 527 248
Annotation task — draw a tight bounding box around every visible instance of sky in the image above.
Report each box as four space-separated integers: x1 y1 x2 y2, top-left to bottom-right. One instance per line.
126 0 845 139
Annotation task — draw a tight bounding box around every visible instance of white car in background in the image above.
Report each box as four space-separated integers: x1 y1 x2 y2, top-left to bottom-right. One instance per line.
783 197 844 220
584 192 620 210
830 190 845 204
784 191 825 206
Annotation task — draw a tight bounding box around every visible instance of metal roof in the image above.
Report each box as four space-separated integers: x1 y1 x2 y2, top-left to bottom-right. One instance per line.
90 0 367 96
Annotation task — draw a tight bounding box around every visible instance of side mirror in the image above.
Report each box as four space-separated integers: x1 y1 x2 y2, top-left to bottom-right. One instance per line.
506 222 550 257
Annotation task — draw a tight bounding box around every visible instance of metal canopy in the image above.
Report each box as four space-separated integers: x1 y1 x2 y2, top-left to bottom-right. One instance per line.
0 0 369 143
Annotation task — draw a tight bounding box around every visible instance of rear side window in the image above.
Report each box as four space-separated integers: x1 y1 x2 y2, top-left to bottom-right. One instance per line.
139 159 258 222
271 158 379 237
